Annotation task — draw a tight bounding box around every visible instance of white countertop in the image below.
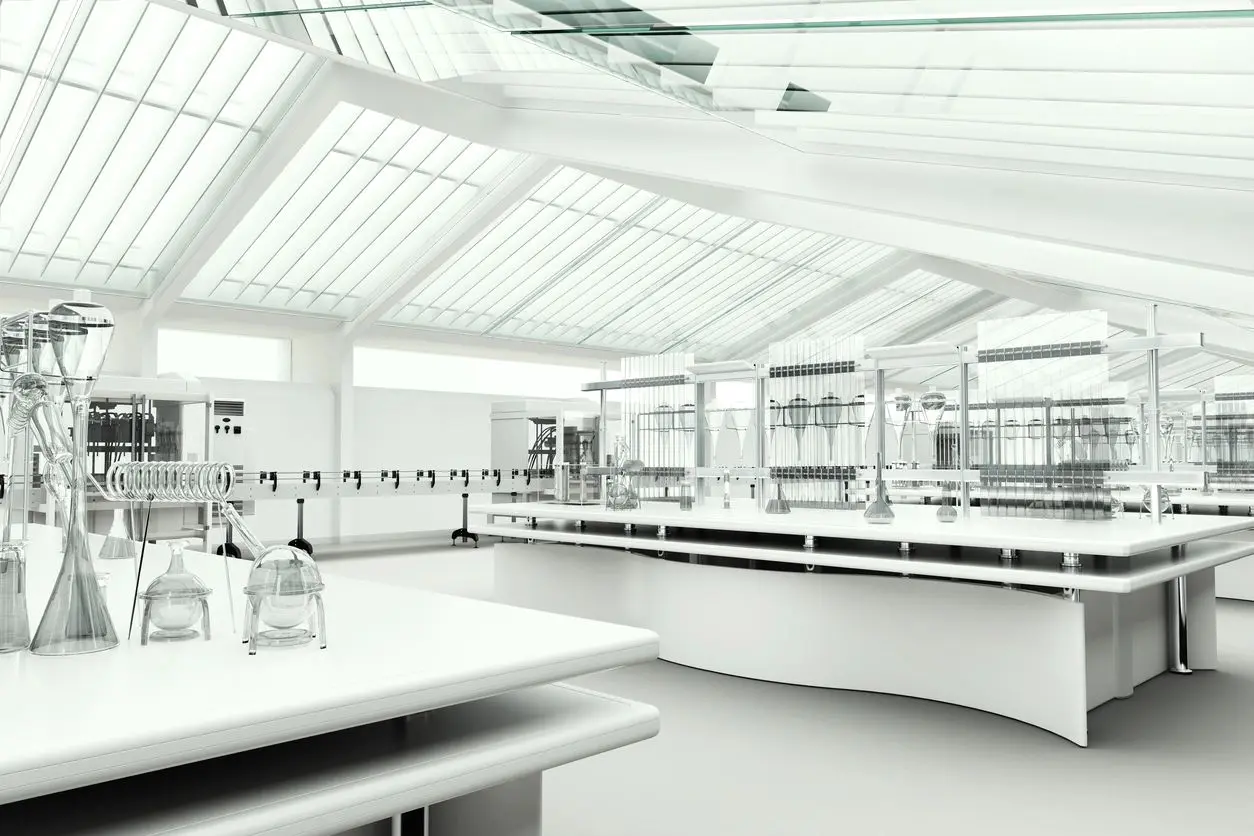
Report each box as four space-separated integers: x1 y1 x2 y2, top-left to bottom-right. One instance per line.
0 525 659 805
475 500 1254 557
477 521 1253 593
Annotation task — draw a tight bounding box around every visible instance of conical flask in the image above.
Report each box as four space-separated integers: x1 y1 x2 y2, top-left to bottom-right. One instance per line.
30 302 118 656
99 508 137 561
29 484 118 654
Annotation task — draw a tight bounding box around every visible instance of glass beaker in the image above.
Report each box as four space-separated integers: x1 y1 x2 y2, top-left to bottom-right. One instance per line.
0 544 30 653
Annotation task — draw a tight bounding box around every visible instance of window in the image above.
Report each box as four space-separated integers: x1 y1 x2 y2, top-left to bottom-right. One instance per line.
353 346 605 399
157 328 291 382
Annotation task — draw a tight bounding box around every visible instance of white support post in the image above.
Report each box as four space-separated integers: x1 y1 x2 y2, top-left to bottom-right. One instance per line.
1147 305 1163 523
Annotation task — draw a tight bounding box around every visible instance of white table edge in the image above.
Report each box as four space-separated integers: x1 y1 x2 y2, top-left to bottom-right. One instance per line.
474 522 1254 594
473 501 1254 557
0 640 658 806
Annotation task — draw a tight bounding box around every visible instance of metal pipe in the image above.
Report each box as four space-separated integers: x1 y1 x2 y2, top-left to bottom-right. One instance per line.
1168 574 1192 675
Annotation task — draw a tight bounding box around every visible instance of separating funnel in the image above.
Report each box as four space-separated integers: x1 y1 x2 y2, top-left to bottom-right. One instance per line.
785 395 811 462
815 394 843 462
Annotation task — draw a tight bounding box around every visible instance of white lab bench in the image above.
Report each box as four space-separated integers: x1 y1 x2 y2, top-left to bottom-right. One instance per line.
0 525 659 834
473 500 1254 747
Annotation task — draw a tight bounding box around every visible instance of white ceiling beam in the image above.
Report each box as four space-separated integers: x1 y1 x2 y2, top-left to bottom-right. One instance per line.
321 61 1254 316
721 252 921 360
919 256 1254 367
176 8 1254 316
140 59 336 323
339 156 559 341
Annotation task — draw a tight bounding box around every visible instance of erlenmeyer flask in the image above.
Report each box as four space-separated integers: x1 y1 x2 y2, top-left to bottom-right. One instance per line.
30 302 119 656
29 485 118 655
99 507 137 560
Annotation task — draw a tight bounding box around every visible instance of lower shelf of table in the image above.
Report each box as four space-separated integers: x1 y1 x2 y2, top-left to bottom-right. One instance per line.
0 683 659 836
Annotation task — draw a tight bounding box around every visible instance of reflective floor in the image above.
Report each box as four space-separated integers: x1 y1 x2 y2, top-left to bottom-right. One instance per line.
553 601 1254 835
322 547 1254 834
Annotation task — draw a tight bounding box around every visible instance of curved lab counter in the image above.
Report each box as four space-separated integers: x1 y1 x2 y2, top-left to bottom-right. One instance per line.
473 501 1254 747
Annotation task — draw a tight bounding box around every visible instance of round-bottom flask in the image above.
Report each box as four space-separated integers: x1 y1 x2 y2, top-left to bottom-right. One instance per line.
244 545 326 654
140 540 212 644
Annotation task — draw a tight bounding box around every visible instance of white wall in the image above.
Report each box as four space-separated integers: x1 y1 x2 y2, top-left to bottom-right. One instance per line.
194 378 507 542
199 377 337 544
343 387 499 536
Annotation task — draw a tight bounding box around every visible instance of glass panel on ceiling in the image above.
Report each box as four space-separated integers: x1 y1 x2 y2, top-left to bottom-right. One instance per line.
307 170 435 299
388 125 446 170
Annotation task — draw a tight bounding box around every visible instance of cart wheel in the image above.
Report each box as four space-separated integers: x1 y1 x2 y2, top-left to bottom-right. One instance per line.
215 542 243 560
288 537 314 556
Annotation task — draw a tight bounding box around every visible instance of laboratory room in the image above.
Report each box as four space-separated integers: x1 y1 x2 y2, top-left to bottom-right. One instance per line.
1 1 1253 834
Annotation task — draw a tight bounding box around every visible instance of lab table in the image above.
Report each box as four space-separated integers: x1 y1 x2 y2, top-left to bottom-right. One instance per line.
0 524 659 834
473 500 1254 746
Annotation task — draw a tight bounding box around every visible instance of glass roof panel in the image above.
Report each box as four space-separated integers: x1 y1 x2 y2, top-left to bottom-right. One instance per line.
216 0 1254 188
794 270 981 347
384 165 899 353
181 102 521 317
0 1 315 293
219 0 708 117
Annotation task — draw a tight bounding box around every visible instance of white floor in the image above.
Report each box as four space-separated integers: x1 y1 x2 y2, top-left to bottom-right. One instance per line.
322 547 1254 835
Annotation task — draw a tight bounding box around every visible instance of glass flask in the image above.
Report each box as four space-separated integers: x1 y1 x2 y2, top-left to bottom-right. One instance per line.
0 544 30 653
99 508 138 561
140 540 211 644
605 437 642 511
30 302 119 656
243 545 326 655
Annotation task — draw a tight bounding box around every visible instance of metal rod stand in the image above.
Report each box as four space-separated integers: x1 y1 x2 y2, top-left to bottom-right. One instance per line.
451 492 478 547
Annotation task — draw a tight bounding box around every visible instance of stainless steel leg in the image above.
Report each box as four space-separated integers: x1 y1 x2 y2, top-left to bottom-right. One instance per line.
803 535 815 551
1168 575 1192 675
1062 551 1081 601
1000 547 1018 589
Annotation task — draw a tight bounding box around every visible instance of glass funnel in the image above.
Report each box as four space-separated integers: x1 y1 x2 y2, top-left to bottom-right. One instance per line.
723 407 749 462
243 545 326 655
140 540 212 644
888 395 913 464
704 399 723 465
